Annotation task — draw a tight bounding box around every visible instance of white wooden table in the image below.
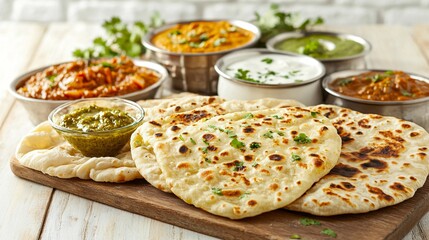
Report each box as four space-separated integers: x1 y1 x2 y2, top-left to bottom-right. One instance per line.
1 22 429 240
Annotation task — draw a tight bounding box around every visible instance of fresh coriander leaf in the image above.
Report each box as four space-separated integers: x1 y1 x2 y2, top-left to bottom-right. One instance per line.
179 134 185 141
300 40 328 57
294 79 304 83
249 142 261 150
261 58 273 64
244 113 254 119
290 234 301 239
203 139 210 145
311 111 318 118
263 130 274 139
178 39 188 44
47 74 57 83
190 138 196 145
168 29 181 36
338 78 353 86
294 133 312 144
321 228 337 238
205 157 212 163
212 187 223 196
202 147 208 153
235 68 260 83
252 162 259 167
400 89 413 97
208 125 217 130
189 41 206 48
291 153 301 161
230 138 245 149
233 161 245 171
272 115 283 119
299 217 321 226
276 131 285 136
239 192 250 199
199 33 209 41
226 129 237 138
385 70 394 75
101 62 114 68
371 74 382 83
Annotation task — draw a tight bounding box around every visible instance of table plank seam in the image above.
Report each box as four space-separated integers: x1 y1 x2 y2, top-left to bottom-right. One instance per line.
38 188 56 240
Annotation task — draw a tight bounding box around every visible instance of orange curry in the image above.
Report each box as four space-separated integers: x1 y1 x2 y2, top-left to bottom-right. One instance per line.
152 21 254 53
17 56 160 100
330 71 429 101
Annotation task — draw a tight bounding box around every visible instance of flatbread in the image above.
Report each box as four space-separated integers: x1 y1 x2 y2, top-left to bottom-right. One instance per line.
131 98 305 192
286 105 429 216
144 107 341 219
16 122 140 182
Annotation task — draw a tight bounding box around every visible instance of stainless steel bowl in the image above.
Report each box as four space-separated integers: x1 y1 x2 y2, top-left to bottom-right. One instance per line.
266 31 372 74
9 59 168 125
215 48 326 106
323 69 429 130
143 20 261 95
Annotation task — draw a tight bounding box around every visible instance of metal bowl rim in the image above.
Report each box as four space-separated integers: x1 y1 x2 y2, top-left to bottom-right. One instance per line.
8 59 168 104
142 19 261 57
214 48 326 89
322 69 429 105
266 31 372 62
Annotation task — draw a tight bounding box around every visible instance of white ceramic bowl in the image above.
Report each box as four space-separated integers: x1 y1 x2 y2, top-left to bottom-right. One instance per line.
215 49 326 106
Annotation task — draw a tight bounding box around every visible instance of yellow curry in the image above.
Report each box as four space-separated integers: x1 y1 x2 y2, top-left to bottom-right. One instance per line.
152 21 254 53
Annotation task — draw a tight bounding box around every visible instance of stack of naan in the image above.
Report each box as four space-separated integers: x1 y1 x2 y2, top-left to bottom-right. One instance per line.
16 94 429 219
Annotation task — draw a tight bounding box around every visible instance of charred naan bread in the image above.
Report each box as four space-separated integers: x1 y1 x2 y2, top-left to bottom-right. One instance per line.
16 122 140 182
131 98 305 192
286 105 429 216
139 107 341 219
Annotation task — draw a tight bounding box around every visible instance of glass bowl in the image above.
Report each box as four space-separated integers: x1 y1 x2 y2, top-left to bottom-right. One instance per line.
48 98 144 157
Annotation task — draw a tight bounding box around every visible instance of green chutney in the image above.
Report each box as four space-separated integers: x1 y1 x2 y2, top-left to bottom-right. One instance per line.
58 105 137 157
274 34 364 60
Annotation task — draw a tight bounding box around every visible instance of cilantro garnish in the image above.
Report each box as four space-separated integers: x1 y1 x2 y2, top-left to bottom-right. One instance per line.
290 234 301 239
370 74 383 83
101 62 114 68
230 138 245 149
212 187 223 196
179 134 185 141
233 161 245 171
272 115 283 119
263 131 274 139
299 217 321 226
235 69 260 83
213 38 226 47
321 228 337 238
190 138 196 145
243 113 254 119
337 78 352 86
205 157 211 163
239 192 250 199
294 133 312 144
400 89 413 97
291 153 301 161
385 70 394 75
276 131 285 136
252 162 259 167
169 29 181 36
261 58 273 64
202 147 208 153
311 112 318 118
249 142 261 150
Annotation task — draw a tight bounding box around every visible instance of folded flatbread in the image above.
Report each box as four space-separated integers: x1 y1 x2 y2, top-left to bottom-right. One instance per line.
137 107 341 219
286 105 429 216
131 98 305 192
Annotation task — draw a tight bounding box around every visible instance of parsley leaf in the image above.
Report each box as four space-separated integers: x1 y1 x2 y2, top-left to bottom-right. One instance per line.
263 131 274 139
233 161 245 171
230 138 245 149
212 187 223 196
321 228 337 238
179 135 185 142
291 153 301 161
243 113 254 119
299 217 321 226
261 58 273 64
311 111 318 118
235 69 260 83
249 142 261 150
190 138 196 145
276 131 285 136
294 133 312 144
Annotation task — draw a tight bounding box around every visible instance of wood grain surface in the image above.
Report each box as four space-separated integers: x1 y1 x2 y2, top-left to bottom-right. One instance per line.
10 157 429 240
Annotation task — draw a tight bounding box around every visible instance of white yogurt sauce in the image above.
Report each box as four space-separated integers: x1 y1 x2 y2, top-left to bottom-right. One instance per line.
225 54 322 84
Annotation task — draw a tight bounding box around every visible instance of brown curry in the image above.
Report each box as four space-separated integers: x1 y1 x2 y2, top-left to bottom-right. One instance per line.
330 71 429 101
152 21 254 53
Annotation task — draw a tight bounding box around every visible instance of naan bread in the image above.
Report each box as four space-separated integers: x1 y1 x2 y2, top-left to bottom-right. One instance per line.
131 98 305 192
16 122 140 182
138 107 341 219
286 105 429 216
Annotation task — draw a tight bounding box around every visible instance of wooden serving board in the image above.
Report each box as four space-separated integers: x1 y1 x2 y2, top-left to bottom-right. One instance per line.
10 157 429 240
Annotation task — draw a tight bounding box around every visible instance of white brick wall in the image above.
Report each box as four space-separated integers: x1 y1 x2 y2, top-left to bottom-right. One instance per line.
1 0 429 25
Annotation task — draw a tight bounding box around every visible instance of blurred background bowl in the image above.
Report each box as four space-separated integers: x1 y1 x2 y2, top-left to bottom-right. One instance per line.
9 59 168 125
143 19 261 95
323 69 429 130
215 48 326 106
266 31 372 74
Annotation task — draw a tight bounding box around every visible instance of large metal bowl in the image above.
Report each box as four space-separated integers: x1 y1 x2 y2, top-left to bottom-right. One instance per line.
9 59 168 125
266 31 372 74
323 69 429 130
215 48 326 106
143 20 261 95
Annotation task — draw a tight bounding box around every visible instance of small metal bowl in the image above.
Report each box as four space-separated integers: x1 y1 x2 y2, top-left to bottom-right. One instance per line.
49 98 144 157
9 59 168 125
143 19 261 95
215 48 326 106
266 31 372 74
323 69 429 130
